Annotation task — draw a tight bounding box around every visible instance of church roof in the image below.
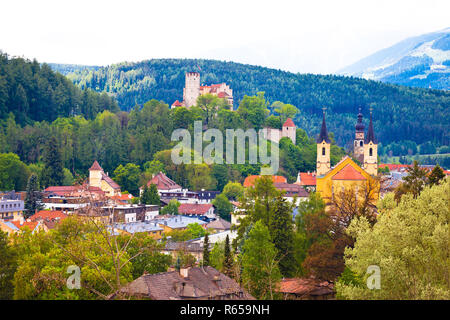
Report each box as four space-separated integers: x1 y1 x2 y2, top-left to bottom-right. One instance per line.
89 160 103 171
332 164 367 180
316 110 331 143
283 118 296 127
365 111 377 144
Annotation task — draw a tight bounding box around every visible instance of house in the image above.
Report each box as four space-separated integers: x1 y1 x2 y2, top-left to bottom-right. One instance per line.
190 230 238 246
0 219 44 235
142 172 182 194
205 217 231 232
295 172 317 192
100 204 159 223
178 203 215 219
153 215 208 234
118 266 254 300
230 201 246 226
273 182 309 204
278 278 335 300
113 221 163 239
89 161 121 197
243 175 287 188
0 193 24 221
262 117 297 144
162 242 204 263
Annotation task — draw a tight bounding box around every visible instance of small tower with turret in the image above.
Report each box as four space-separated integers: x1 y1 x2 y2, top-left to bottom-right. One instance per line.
183 72 200 107
316 108 331 176
282 118 296 145
89 160 103 189
353 108 365 163
363 108 378 176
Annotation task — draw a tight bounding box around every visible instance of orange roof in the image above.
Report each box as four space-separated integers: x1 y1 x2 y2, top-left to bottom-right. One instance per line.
332 164 366 180
89 160 103 171
243 175 287 188
298 172 316 186
111 194 134 201
146 172 181 190
172 100 183 107
30 210 67 221
217 91 229 98
10 220 40 231
283 118 296 127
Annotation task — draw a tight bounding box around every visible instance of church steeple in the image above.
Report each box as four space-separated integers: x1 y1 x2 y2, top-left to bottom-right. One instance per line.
317 107 331 143
354 108 365 162
316 108 331 176
365 108 377 144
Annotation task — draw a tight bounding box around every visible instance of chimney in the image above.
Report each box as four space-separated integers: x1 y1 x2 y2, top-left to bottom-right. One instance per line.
180 267 190 278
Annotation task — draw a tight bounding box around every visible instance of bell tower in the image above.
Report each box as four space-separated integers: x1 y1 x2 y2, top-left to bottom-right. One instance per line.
354 108 365 163
316 108 331 176
183 72 200 107
363 108 378 176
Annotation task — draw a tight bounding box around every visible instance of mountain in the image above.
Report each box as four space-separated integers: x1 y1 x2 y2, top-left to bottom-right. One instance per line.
49 58 450 148
339 28 450 90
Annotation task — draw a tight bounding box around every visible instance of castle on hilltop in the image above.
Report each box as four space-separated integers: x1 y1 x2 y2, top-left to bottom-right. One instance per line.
171 72 234 110
262 118 297 145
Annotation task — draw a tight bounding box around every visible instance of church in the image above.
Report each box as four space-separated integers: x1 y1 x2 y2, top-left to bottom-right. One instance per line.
302 108 380 205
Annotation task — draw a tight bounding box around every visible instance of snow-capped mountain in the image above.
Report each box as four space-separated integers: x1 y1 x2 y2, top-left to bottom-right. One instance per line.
338 28 450 90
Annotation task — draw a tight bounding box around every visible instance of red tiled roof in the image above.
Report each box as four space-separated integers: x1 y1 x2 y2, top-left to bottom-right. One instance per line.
89 160 103 171
243 175 287 188
10 220 40 231
178 203 213 215
44 185 104 196
101 172 121 190
30 210 67 221
332 164 366 180
111 194 134 201
274 183 309 197
298 172 317 186
146 172 182 190
283 118 296 127
172 100 183 107
278 278 334 297
217 91 229 98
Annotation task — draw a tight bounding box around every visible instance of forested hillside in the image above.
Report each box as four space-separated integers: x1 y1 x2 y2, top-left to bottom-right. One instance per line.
0 53 118 126
52 59 450 149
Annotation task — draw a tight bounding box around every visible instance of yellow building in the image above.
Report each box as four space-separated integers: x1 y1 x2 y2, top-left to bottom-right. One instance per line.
89 160 121 197
315 109 379 206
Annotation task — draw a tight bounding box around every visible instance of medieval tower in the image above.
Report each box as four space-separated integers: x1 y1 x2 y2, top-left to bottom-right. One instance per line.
183 72 200 107
316 109 331 176
353 108 365 163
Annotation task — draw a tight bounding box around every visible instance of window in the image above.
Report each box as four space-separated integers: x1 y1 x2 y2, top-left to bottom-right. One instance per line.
322 147 325 156
360 141 363 147
369 148 373 157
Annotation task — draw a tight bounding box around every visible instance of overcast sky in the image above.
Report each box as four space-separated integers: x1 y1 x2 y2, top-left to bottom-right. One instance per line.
1 0 449 74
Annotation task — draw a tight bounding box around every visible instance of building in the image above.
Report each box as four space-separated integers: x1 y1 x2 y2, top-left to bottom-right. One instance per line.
162 242 204 263
205 217 231 232
273 182 309 204
178 203 215 220
262 117 297 144
113 221 163 239
295 172 317 192
172 72 234 110
89 160 121 196
315 109 379 205
100 204 159 223
29 210 68 231
142 172 182 194
118 266 254 300
0 192 24 221
0 219 44 235
153 215 208 234
278 278 335 300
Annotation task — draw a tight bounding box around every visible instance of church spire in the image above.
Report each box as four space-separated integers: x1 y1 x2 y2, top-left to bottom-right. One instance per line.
317 107 331 143
355 107 365 132
365 107 377 144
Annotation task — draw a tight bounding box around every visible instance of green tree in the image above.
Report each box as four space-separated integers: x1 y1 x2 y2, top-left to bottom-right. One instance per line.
0 230 17 299
161 199 180 215
240 221 281 300
24 174 43 218
210 241 225 272
41 137 64 188
222 181 244 201
113 163 141 196
223 235 234 278
0 153 30 191
427 164 445 186
212 194 233 221
395 160 428 201
186 223 206 239
337 179 450 299
271 101 298 123
141 183 160 205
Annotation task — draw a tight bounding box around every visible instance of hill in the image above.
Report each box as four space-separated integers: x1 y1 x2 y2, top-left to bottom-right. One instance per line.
339 28 450 90
0 53 118 125
50 58 450 148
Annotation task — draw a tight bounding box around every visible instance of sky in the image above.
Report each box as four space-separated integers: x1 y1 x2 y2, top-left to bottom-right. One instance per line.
1 0 449 74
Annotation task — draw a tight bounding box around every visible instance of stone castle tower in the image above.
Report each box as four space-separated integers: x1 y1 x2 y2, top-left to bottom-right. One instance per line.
353 108 365 163
183 72 200 107
316 109 331 176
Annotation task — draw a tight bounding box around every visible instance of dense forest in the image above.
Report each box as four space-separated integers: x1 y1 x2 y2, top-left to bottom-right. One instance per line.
0 53 118 126
50 59 450 149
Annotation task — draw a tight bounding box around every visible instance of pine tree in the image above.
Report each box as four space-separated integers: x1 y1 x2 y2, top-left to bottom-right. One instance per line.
427 164 445 186
41 136 64 188
223 235 234 278
24 174 43 218
148 183 160 205
202 233 210 266
140 185 150 204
